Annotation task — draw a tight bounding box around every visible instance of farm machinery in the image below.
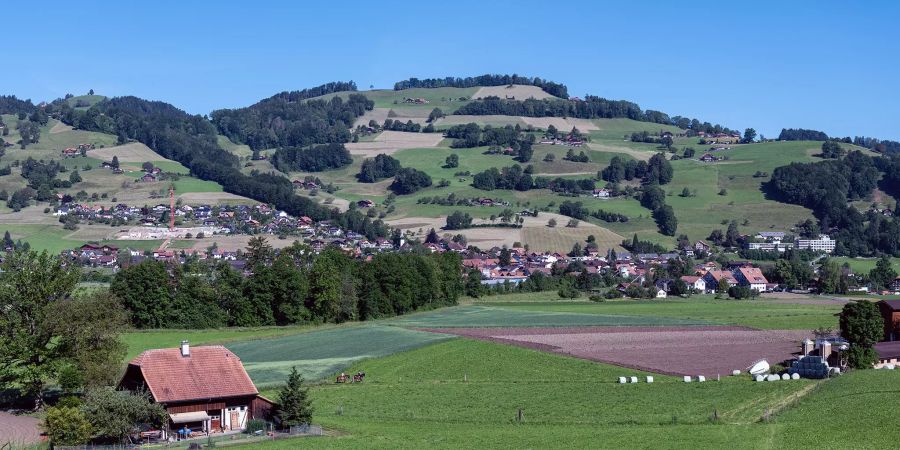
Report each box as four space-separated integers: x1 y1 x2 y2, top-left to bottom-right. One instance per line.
336 371 366 384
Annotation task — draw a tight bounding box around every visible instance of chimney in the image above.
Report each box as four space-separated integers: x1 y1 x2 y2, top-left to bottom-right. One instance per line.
180 340 190 357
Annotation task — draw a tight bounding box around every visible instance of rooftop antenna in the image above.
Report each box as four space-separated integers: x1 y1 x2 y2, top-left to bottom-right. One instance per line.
169 184 175 231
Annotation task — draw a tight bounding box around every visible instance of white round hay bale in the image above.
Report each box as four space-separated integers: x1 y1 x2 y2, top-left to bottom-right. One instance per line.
767 374 780 382
618 377 627 384
732 370 741 376
630 376 638 383
781 373 790 380
697 375 706 382
683 376 692 383
791 373 800 380
646 376 654 383
755 375 765 382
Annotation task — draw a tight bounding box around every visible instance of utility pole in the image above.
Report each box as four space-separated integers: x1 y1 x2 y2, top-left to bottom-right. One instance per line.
169 184 175 231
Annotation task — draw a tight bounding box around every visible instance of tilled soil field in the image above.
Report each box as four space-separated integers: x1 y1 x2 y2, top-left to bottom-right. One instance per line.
422 326 810 377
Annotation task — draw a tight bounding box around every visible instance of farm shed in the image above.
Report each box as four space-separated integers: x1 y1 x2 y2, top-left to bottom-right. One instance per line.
119 341 274 439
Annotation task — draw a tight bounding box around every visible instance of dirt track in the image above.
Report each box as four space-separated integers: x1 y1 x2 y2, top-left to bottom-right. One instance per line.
0 411 42 446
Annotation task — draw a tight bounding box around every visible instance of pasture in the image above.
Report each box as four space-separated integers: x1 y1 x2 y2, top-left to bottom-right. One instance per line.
251 338 900 449
473 84 558 100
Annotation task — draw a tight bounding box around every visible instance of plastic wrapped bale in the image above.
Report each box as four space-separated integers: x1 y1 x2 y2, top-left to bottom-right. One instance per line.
781 373 790 380
683 376 692 383
886 364 896 370
619 377 627 384
732 370 741 376
630 376 638 383
791 373 800 380
767 374 780 382
755 375 765 382
646 376 654 383
697 376 706 382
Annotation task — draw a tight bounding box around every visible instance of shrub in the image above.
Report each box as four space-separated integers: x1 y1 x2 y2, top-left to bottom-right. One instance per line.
245 418 267 435
44 406 93 446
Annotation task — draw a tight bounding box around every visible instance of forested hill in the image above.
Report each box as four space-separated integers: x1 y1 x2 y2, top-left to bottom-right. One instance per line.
209 81 371 150
56 95 389 239
393 74 569 98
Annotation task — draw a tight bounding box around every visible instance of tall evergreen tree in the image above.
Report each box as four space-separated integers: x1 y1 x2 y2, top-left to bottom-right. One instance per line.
276 367 313 428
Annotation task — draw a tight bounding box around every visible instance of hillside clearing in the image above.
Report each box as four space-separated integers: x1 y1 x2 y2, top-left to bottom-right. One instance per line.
388 212 624 252
346 131 443 155
87 142 169 162
473 84 557 100
521 116 599 131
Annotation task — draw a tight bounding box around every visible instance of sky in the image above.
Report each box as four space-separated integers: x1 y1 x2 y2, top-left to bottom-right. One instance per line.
3 0 898 140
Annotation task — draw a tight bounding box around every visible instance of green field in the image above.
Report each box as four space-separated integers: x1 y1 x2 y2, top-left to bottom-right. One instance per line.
118 293 898 448
228 325 453 387
831 256 900 275
252 338 900 449
387 304 710 328
477 293 844 330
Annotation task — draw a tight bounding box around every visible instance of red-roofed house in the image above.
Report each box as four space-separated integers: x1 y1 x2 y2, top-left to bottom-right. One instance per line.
119 341 274 438
734 267 769 292
680 275 706 293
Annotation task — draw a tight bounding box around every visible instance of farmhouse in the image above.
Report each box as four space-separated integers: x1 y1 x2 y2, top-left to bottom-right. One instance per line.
874 341 900 368
119 341 275 439
878 300 900 341
592 188 611 198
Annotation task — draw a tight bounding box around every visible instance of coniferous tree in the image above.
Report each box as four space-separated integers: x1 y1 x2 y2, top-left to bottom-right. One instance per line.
276 366 313 428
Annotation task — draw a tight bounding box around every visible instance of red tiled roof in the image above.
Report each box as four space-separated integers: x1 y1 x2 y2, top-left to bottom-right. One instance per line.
129 345 258 403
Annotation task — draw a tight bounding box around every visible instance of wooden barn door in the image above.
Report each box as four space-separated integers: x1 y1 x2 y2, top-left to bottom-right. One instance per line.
230 411 240 430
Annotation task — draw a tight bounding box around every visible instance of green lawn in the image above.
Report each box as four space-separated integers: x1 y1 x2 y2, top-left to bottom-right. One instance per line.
123 324 325 360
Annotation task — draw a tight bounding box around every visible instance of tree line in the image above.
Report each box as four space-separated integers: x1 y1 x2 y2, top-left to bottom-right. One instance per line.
111 239 463 329
272 143 352 172
778 128 829 141
600 154 673 185
358 153 401 182
393 74 569 98
454 95 735 134
471 164 595 194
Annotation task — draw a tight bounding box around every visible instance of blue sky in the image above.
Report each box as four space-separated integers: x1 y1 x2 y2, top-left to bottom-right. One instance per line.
4 1 898 139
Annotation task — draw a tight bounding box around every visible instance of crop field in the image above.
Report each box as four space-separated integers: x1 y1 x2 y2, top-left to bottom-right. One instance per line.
226 325 454 387
345 131 444 156
429 326 811 377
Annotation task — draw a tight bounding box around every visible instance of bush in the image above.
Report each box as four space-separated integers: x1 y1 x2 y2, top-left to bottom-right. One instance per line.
604 289 623 299
557 285 580 299
44 406 93 446
245 418 267 435
847 345 878 369
588 294 605 303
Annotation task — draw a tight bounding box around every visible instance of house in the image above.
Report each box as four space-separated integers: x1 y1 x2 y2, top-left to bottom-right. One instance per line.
734 267 769 292
878 300 900 341
874 341 900 368
592 188 611 198
356 199 375 208
694 240 711 253
119 342 275 438
141 173 157 183
702 270 738 293
680 275 706 293
699 153 718 162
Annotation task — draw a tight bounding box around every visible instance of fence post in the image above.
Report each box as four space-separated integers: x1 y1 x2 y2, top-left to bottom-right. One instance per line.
516 408 523 423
